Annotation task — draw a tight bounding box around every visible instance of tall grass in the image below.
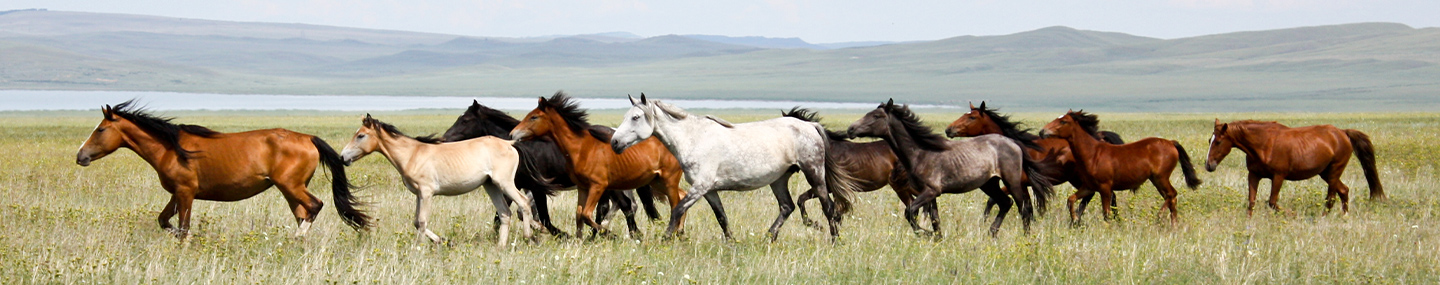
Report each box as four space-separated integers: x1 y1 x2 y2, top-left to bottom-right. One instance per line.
1 110 1436 283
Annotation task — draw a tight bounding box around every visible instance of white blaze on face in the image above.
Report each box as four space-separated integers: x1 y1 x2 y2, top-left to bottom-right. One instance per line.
1209 134 1215 145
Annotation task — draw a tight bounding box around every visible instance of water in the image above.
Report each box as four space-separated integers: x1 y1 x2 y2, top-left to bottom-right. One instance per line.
0 90 944 111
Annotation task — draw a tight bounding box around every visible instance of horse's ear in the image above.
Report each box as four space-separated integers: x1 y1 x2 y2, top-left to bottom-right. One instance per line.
979 101 987 109
885 98 894 107
1214 118 1221 125
102 105 114 120
968 102 975 109
640 93 648 104
628 94 640 106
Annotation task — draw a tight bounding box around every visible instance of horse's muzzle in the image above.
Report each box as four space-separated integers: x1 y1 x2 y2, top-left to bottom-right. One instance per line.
1037 129 1053 138
1205 161 1218 172
75 154 91 167
510 130 531 141
610 140 631 154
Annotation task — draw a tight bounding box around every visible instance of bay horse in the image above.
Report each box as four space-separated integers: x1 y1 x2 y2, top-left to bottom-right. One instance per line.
779 107 932 227
340 115 536 246
1040 110 1202 225
442 100 659 237
1206 119 1383 216
74 100 368 239
944 101 1127 218
846 99 1052 237
510 92 703 240
611 94 862 241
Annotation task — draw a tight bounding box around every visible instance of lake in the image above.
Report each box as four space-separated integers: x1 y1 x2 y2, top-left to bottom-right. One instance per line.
0 90 940 111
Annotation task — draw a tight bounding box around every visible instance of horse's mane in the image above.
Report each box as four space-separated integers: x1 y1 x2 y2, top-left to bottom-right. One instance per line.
1231 120 1284 128
781 107 848 141
470 101 520 129
364 116 440 144
883 103 950 151
973 105 1041 149
538 92 609 141
1068 110 1103 137
108 100 218 164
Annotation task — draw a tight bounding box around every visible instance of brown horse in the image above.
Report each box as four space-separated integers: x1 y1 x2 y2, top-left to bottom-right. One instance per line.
74 100 368 238
1206 120 1384 216
781 108 930 227
1040 110 1202 225
510 93 716 239
945 101 1127 216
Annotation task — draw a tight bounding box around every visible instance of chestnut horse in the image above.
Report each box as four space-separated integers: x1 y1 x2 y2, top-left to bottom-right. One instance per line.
781 108 930 227
74 100 368 238
1040 110 1202 225
1206 120 1383 216
441 100 654 237
511 93 713 239
945 101 1127 217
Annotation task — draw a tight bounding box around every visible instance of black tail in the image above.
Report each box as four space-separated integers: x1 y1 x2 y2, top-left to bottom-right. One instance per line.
1345 129 1385 200
1172 141 1202 189
1099 131 1126 144
1021 153 1055 215
311 136 370 229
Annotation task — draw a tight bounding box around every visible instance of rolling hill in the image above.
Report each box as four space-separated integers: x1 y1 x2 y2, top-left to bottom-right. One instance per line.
1 9 1437 111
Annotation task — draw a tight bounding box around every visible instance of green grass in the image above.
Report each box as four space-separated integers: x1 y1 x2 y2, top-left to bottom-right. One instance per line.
1 110 1437 283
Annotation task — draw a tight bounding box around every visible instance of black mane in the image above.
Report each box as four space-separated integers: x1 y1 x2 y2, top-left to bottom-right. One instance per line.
471 101 521 130
1069 110 1103 137
781 107 848 141
364 116 439 144
973 105 1041 150
108 100 218 164
538 92 609 141
883 103 950 151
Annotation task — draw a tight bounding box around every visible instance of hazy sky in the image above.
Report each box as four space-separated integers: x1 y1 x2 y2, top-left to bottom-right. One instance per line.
5 0 1437 43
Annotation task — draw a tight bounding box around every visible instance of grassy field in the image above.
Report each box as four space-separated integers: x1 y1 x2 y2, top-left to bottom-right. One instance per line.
1 109 1437 283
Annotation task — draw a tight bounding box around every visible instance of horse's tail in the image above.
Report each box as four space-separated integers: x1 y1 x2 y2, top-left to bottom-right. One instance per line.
1100 131 1126 144
311 136 370 230
1020 150 1055 215
1172 140 1203 189
816 124 861 220
1345 129 1385 200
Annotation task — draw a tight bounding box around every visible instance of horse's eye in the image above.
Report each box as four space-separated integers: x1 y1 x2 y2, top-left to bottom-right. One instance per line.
632 115 641 120
94 128 105 133
531 116 539 121
357 134 367 139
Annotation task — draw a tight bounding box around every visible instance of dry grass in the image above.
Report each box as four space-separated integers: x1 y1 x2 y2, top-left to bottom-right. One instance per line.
1 110 1437 283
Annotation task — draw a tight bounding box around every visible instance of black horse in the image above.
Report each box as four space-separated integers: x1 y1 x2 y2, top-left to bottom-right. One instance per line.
442 100 662 237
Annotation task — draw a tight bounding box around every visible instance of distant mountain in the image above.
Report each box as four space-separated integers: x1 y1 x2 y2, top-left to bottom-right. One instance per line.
2 9 1437 111
682 35 823 49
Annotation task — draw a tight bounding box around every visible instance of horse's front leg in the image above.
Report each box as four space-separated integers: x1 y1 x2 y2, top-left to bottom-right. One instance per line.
703 191 733 240
576 183 610 239
1268 174 1291 216
171 187 197 239
413 191 443 244
1246 172 1262 217
664 186 709 240
1097 183 1117 222
157 195 179 233
906 186 941 236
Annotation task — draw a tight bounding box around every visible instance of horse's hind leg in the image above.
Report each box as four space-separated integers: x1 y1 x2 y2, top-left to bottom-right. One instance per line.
275 181 322 237
1322 168 1351 215
412 191 444 244
703 191 733 240
608 190 643 240
766 175 798 242
981 180 1011 237
1150 177 1180 226
795 189 822 228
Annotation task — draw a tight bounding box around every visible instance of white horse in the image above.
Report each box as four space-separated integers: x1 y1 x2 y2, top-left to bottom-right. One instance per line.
340 114 537 246
611 94 860 241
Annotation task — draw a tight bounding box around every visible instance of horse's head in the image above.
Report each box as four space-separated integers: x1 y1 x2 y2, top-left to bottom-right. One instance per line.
443 100 516 142
946 101 997 138
847 99 896 139
1206 119 1236 172
75 104 130 166
1040 110 1083 139
339 114 385 165
510 97 559 141
611 94 661 154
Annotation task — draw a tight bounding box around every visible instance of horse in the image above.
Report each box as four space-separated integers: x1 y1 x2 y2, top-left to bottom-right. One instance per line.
1040 110 1202 225
1206 119 1384 216
779 107 932 227
944 101 1127 218
846 99 1052 237
73 100 368 239
442 100 660 237
612 94 862 241
510 92 702 240
339 114 536 246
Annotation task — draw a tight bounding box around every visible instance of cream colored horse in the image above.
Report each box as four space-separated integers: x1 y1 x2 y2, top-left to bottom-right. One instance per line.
340 114 537 246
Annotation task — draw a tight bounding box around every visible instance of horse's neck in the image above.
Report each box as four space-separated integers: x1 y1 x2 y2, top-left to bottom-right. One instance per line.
119 125 184 171
1061 129 1104 168
881 120 926 171
651 117 712 160
375 133 422 172
1231 125 1272 161
979 120 1005 135
546 119 601 160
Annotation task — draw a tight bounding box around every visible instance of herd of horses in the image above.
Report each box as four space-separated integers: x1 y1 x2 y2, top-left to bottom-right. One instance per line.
72 94 1386 246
